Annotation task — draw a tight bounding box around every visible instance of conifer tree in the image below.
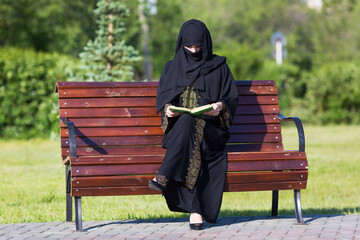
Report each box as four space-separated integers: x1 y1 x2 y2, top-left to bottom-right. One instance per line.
77 0 140 82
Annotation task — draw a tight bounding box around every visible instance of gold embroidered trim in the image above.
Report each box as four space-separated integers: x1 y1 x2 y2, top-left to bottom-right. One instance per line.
156 174 168 188
185 118 205 189
161 104 170 132
180 84 204 189
180 84 200 109
219 103 231 130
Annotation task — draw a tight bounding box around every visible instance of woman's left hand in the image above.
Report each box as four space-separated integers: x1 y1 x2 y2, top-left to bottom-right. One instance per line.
203 102 223 116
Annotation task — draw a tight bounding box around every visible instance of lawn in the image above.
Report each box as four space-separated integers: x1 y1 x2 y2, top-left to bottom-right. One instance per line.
0 125 359 224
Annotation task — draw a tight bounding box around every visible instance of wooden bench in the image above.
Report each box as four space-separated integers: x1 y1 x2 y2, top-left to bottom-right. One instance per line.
55 80 308 231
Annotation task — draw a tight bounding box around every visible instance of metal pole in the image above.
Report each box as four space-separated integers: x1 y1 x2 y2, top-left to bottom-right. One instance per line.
75 196 83 231
294 189 305 224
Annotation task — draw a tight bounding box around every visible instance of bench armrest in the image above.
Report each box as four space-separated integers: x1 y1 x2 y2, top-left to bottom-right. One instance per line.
276 113 305 152
61 117 77 160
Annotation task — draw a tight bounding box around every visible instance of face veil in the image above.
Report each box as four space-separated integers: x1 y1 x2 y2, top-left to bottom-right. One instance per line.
156 19 226 112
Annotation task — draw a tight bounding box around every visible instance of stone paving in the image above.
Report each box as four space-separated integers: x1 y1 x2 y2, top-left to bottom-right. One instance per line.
0 214 359 240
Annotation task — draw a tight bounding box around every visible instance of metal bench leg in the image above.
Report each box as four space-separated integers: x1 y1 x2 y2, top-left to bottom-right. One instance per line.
271 190 279 216
75 196 83 231
66 192 72 221
65 165 72 222
294 189 305 224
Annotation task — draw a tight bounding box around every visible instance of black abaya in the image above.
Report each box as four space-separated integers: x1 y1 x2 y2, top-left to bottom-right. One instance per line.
160 114 228 223
154 19 239 224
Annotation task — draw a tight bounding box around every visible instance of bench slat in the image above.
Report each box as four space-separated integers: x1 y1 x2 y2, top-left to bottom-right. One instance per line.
72 164 162 176
237 95 279 105
58 88 157 98
59 97 156 108
59 115 280 128
232 115 280 124
72 175 154 187
228 124 281 134
62 136 164 147
59 108 160 118
62 146 167 156
71 171 308 188
227 160 308 172
235 80 275 86
58 85 277 98
56 81 158 89
235 105 280 115
60 105 279 117
224 181 307 192
69 151 305 165
226 143 283 152
229 133 282 143
226 171 308 183
60 127 163 137
61 133 282 148
71 160 307 177
227 151 306 161
60 124 281 138
59 95 279 108
56 80 276 90
62 143 284 157
237 86 278 95
70 155 165 165
71 181 306 197
59 117 161 128
71 186 159 196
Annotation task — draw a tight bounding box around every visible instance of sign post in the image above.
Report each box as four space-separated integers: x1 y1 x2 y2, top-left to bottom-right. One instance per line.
271 32 286 65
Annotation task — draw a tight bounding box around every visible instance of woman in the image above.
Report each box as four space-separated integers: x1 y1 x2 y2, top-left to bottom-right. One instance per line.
149 19 239 230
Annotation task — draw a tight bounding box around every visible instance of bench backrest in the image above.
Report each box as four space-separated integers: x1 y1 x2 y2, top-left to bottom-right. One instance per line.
56 81 163 161
56 80 307 196
56 80 282 159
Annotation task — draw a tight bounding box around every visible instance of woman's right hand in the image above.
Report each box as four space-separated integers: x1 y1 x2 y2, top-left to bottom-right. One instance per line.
165 105 181 117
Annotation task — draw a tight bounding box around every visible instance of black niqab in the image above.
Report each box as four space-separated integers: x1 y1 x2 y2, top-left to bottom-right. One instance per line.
156 19 226 111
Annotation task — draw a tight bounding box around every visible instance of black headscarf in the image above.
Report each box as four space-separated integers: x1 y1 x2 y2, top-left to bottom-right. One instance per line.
156 19 226 111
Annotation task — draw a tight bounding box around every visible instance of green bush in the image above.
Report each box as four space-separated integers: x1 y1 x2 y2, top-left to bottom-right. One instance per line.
0 47 81 139
255 60 303 115
303 62 360 124
216 41 264 80
255 61 360 124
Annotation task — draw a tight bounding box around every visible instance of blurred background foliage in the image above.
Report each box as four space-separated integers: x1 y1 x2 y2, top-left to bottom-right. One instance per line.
0 0 360 138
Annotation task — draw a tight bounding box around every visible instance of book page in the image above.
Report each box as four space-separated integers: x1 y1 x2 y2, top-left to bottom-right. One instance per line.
168 106 191 113
190 105 213 115
169 104 213 115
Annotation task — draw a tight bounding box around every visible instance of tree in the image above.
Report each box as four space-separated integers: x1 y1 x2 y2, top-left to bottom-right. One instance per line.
0 0 98 56
311 0 360 65
76 0 140 82
148 0 184 78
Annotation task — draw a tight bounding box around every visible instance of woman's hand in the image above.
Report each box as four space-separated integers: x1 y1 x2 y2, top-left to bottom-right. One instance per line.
165 105 181 117
203 102 223 116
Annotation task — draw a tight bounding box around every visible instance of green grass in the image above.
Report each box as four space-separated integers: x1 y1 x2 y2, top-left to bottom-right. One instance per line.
0 125 359 224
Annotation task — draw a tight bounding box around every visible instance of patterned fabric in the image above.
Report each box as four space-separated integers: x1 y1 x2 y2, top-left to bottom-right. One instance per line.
161 104 170 132
156 174 168 188
185 117 205 189
180 84 200 109
180 84 205 190
219 102 231 130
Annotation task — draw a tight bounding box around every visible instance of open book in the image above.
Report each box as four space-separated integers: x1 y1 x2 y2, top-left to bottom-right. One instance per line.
168 104 213 116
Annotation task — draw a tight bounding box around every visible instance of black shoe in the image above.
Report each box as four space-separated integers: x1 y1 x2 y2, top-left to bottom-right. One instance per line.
189 222 204 230
148 180 164 192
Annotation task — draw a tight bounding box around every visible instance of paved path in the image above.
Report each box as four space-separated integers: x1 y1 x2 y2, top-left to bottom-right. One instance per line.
0 215 359 240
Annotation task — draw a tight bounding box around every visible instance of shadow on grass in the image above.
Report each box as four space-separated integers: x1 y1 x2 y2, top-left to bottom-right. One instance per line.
82 207 359 231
